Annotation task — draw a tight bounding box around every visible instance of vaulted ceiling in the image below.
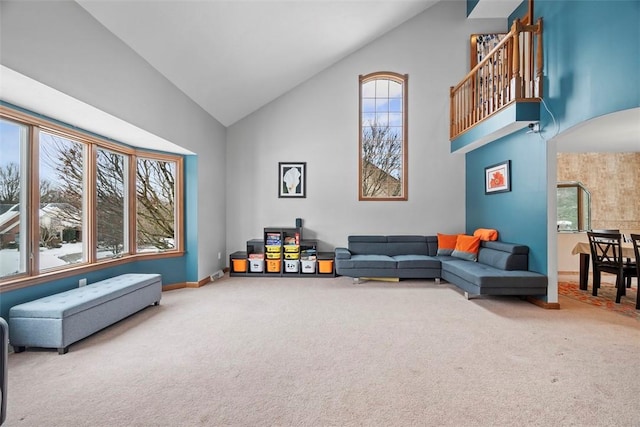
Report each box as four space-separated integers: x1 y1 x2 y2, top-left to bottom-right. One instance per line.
77 0 445 127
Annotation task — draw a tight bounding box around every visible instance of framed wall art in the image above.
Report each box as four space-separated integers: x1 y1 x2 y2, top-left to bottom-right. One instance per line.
485 160 511 194
278 162 306 198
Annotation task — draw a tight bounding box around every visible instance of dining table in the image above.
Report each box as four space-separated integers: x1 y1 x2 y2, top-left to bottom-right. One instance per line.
571 241 636 290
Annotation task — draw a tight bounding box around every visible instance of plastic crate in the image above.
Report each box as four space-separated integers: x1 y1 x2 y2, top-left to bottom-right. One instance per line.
266 245 281 252
266 252 281 260
318 259 333 274
267 259 281 273
301 259 316 274
249 259 264 272
284 260 300 273
284 252 300 260
232 259 247 273
283 245 300 253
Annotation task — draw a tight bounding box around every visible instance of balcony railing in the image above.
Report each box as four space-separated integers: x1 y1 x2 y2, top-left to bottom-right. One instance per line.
450 18 543 140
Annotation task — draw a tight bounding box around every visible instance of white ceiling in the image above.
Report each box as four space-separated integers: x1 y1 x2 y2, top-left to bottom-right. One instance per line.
77 0 443 127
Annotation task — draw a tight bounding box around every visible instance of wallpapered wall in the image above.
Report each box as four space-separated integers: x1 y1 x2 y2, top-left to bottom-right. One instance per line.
557 153 640 232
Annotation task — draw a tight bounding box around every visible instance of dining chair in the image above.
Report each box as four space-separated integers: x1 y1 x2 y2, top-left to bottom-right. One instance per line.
586 232 637 303
589 229 632 289
630 234 640 310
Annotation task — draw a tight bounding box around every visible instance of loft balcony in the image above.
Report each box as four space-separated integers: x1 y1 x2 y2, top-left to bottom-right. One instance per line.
450 18 544 153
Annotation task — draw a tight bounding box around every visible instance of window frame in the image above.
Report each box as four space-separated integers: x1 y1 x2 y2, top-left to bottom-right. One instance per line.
0 105 184 292
557 180 591 232
358 71 409 201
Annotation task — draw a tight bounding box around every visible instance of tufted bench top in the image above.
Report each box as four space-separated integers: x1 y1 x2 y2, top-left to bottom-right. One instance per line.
10 273 161 319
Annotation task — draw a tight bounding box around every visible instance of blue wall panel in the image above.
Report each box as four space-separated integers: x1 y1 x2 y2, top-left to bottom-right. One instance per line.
464 0 640 280
466 129 548 274
0 256 186 322
184 154 199 283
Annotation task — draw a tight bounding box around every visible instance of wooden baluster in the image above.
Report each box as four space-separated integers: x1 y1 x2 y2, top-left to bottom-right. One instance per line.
511 19 523 100
535 18 544 98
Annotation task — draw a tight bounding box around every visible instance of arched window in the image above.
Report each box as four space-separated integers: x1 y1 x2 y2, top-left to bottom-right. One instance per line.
359 72 408 200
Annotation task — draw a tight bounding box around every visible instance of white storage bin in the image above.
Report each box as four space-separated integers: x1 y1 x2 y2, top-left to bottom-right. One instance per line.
250 259 264 272
301 259 316 274
284 260 300 273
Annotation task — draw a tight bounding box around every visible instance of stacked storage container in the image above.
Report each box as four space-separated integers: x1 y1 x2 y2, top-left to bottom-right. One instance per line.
265 232 282 273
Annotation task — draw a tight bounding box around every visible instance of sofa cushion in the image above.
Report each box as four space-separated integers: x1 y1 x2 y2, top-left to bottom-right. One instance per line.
478 241 529 270
337 254 397 269
473 228 499 241
437 233 458 256
393 255 440 269
348 235 431 256
451 235 481 262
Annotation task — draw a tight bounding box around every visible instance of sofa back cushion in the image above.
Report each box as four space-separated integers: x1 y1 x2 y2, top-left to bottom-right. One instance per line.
348 235 435 256
477 240 529 270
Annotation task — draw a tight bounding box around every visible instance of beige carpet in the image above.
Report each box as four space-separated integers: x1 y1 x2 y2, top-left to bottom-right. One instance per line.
5 276 640 426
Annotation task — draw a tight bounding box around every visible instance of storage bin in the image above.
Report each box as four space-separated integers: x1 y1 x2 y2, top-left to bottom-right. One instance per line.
301 259 316 274
318 259 333 274
232 258 247 273
249 259 264 272
284 252 300 260
266 245 281 252
284 260 299 273
283 245 300 253
267 259 281 273
266 252 281 260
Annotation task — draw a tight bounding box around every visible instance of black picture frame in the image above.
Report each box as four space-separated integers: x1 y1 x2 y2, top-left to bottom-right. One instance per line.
278 162 306 198
484 160 511 194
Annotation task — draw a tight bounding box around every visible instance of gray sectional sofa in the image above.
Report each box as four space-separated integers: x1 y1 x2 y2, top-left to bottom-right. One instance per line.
335 235 547 298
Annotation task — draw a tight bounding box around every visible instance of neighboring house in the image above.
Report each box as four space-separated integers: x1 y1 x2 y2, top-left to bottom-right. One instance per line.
0 203 81 249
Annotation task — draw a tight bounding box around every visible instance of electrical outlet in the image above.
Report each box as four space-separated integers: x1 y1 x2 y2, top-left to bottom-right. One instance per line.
218 252 221 260
79 278 87 287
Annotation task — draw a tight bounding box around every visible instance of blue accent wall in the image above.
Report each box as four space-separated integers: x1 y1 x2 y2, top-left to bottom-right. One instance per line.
467 0 480 16
184 154 199 282
536 0 640 131
0 256 187 321
464 0 640 279
466 129 548 273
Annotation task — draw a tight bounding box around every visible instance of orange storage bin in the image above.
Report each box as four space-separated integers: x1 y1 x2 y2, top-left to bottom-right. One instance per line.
232 258 247 272
267 259 281 273
318 259 333 274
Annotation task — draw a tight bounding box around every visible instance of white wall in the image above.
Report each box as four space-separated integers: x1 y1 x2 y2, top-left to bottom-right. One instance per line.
0 1 227 281
226 1 505 253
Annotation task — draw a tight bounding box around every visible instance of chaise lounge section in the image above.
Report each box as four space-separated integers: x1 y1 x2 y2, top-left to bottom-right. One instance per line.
335 235 547 299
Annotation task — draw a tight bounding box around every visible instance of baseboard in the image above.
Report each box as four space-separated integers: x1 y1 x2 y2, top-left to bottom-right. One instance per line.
162 282 187 291
186 276 212 288
160 275 217 291
527 296 561 309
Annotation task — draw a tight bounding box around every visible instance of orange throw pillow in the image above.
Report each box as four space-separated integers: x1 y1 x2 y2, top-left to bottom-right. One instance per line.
452 234 481 261
473 228 499 241
437 233 459 256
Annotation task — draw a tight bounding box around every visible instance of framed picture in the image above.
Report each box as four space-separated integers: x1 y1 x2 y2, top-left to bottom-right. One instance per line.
485 160 511 194
278 162 306 198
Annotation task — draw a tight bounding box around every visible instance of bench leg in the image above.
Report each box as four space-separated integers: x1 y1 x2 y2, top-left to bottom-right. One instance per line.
58 347 68 355
153 301 160 306
13 346 25 353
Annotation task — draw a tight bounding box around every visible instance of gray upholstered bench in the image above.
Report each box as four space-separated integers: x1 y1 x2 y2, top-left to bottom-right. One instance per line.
9 273 162 354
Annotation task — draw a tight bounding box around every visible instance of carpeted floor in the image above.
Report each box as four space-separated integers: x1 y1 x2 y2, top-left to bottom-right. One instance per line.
558 278 639 321
5 276 640 426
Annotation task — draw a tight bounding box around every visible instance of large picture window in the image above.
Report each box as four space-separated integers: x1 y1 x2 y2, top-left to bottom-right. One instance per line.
0 107 184 291
97 148 128 260
359 72 408 200
136 157 176 253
